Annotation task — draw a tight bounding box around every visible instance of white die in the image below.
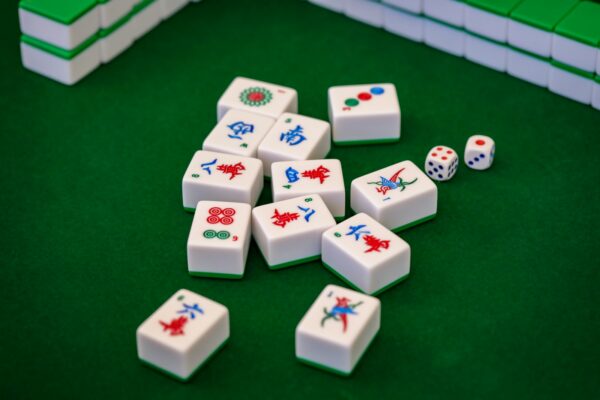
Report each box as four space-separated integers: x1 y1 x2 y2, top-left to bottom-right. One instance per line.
136 289 229 381
187 201 251 279
322 213 410 295
217 77 298 120
182 150 263 211
464 135 495 170
271 159 345 219
328 83 400 145
295 284 380 376
252 194 335 270
351 160 437 232
202 109 275 158
257 113 331 177
425 145 459 181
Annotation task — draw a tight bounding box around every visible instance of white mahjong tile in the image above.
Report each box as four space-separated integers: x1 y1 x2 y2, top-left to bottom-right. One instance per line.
271 159 345 218
322 213 410 295
217 77 298 120
182 150 263 210
252 194 335 269
136 289 229 381
202 109 275 158
328 83 400 144
257 113 331 177
350 160 437 231
187 201 252 278
295 284 380 375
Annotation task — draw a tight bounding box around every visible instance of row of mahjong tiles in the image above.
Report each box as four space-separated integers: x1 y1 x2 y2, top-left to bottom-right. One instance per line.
310 0 600 110
136 77 496 380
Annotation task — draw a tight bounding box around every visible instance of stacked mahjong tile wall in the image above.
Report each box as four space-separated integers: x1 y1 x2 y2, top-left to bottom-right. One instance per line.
309 0 600 111
18 0 199 85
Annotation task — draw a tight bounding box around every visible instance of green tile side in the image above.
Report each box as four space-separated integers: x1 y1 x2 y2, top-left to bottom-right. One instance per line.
19 0 97 25
189 271 244 279
322 261 410 296
21 33 98 60
139 338 229 382
184 207 196 213
550 60 595 79
510 0 580 31
333 137 400 146
555 1 600 46
596 75 600 84
466 0 524 16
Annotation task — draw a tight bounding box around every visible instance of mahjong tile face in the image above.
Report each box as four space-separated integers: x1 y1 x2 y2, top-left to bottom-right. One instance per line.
217 77 298 120
253 195 333 238
182 150 263 209
329 83 398 116
189 201 251 250
257 113 331 176
202 109 276 158
324 213 408 268
137 289 228 352
297 284 380 345
352 160 434 207
271 159 345 217
328 83 400 144
251 194 336 269
187 201 251 277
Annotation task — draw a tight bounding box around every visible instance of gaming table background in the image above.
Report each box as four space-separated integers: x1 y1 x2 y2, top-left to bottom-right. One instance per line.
1 0 599 398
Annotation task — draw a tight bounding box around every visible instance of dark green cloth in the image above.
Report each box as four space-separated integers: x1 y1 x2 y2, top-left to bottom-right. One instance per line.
1 1 599 398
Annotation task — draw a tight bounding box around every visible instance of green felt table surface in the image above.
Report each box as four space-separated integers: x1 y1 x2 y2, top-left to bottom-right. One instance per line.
1 0 600 398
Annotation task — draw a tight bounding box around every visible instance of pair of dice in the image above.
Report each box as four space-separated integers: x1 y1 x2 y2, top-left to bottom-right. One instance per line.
426 135 496 181
137 284 382 381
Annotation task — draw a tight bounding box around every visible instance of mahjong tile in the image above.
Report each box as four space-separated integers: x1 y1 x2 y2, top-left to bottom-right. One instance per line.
182 150 263 211
350 160 437 232
322 213 410 295
202 109 275 158
271 159 345 219
295 284 380 376
217 77 297 120
328 83 400 145
257 113 331 177
187 201 251 278
136 289 229 381
251 194 335 269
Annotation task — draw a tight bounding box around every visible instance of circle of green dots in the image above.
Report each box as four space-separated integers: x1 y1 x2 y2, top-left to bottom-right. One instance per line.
203 230 217 239
192 174 199 178
239 87 273 107
217 231 230 240
344 98 359 107
334 232 341 238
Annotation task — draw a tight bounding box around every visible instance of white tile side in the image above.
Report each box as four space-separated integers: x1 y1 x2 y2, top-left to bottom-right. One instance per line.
507 50 549 88
422 0 464 27
20 41 101 86
19 7 100 50
424 19 465 57
344 0 385 28
383 6 424 42
464 5 509 42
